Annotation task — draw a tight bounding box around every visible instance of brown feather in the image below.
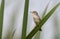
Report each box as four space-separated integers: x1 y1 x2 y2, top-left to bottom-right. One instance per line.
32 11 42 31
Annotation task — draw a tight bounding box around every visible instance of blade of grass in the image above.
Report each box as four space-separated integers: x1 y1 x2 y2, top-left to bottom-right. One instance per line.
34 31 40 39
0 0 4 39
5 14 17 39
26 2 60 39
42 1 50 18
21 0 29 39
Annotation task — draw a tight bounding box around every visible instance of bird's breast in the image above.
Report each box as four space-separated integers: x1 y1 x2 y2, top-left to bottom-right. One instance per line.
32 14 39 19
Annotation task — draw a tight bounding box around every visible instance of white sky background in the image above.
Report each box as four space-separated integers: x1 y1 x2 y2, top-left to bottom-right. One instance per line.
0 0 60 39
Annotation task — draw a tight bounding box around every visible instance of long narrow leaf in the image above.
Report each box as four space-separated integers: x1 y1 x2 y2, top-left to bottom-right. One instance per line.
26 2 60 39
42 1 50 18
21 0 29 39
0 0 4 39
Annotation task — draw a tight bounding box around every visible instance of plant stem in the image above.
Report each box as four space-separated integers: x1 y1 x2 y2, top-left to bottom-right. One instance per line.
21 0 29 39
0 0 5 39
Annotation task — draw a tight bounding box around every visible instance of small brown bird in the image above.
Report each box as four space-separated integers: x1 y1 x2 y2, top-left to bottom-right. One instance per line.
31 11 42 31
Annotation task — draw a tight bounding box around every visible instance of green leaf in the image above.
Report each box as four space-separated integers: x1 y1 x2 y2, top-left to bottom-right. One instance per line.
26 2 60 39
21 0 29 39
33 31 40 39
42 1 50 19
0 0 4 39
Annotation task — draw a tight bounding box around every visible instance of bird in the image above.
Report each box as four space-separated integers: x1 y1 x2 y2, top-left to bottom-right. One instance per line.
31 11 42 31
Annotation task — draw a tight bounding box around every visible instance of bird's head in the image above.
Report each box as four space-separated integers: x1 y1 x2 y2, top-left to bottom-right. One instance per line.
30 11 38 15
